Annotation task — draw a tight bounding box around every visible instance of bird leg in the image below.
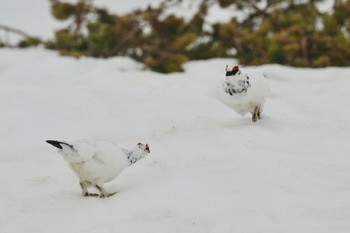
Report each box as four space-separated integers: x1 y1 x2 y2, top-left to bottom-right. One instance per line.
80 181 99 197
80 181 88 196
252 106 260 122
95 185 117 198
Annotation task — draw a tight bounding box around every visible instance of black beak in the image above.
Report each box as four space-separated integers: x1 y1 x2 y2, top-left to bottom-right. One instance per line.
146 144 150 153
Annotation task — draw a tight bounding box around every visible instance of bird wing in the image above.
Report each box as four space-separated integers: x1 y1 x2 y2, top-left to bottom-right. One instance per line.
60 139 98 164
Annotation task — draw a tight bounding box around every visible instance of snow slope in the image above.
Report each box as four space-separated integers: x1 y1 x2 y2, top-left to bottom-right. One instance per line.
0 48 350 233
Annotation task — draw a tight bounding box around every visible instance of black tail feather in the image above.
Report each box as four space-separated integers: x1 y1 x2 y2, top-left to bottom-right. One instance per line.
46 140 73 149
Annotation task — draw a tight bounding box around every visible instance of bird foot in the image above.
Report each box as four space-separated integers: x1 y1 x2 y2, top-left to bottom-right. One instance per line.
99 192 117 198
83 192 100 197
95 185 117 198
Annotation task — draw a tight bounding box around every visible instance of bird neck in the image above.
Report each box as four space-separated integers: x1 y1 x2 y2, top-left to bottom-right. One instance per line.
122 149 146 165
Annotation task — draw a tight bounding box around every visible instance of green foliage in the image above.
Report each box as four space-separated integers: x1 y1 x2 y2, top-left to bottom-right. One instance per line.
46 0 350 73
51 1 75 20
18 37 41 48
144 52 188 73
224 1 350 68
46 29 87 52
86 13 142 57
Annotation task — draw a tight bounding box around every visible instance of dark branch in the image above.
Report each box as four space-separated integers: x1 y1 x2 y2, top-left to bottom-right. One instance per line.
0 24 31 38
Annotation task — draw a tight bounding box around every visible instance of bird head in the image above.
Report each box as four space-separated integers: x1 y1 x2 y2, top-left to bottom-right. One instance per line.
137 142 150 153
225 65 240 76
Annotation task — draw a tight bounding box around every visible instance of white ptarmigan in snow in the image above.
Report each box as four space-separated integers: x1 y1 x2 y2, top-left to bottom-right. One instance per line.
216 65 270 122
46 139 150 198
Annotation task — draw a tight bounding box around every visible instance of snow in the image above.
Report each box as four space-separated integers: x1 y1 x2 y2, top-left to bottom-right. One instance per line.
1 47 350 233
0 0 348 231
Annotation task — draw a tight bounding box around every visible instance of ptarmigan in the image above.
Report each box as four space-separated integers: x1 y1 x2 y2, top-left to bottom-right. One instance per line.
216 65 270 122
46 139 150 198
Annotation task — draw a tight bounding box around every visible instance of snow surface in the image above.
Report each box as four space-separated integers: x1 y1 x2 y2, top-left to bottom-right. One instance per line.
1 48 350 233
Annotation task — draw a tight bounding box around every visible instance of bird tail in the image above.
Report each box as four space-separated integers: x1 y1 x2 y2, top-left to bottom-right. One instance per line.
46 140 74 150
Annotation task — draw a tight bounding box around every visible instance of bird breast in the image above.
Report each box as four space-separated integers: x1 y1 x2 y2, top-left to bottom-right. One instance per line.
216 72 270 115
67 142 131 184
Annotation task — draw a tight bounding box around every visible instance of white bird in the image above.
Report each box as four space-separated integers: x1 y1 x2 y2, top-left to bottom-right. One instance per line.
216 65 270 122
46 139 150 198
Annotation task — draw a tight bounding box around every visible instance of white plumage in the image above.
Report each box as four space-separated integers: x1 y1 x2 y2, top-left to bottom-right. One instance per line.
216 65 270 122
46 139 150 198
